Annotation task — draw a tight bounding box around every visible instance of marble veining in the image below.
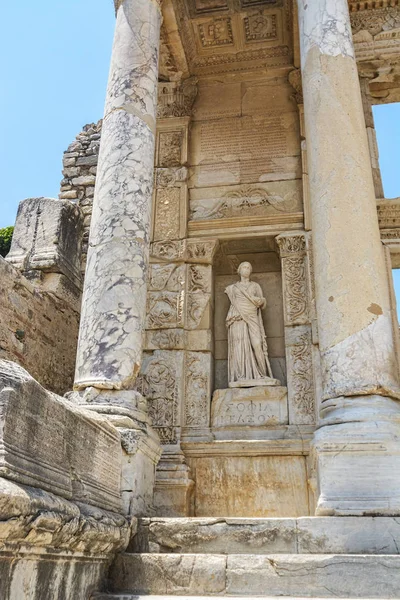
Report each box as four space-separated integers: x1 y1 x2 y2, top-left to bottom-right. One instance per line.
297 0 354 62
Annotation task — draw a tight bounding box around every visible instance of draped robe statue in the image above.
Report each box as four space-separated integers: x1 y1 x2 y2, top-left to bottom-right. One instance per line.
225 262 279 388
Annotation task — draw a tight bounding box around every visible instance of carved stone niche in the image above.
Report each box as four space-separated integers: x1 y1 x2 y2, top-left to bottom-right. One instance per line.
213 237 287 393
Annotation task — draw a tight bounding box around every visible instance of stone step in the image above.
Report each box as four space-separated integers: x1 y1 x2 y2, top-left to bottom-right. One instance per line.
131 516 400 555
93 596 366 600
107 553 400 598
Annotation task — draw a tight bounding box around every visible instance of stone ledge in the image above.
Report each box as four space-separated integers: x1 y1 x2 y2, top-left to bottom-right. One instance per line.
132 516 400 555
109 552 400 597
0 477 131 556
0 360 122 513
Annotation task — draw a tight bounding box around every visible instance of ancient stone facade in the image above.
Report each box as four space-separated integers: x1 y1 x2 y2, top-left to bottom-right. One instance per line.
1 0 400 598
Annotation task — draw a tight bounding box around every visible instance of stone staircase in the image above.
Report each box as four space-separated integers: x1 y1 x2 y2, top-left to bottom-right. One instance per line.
93 517 400 599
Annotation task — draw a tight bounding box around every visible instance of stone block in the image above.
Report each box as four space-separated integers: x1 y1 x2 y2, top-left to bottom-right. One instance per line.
188 454 309 517
110 553 226 595
6 197 83 289
297 516 400 554
211 386 288 428
0 360 122 513
143 517 297 554
0 258 79 395
312 420 400 516
226 554 400 598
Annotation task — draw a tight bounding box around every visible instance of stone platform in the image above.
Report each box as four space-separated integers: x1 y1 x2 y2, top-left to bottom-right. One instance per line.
94 517 400 599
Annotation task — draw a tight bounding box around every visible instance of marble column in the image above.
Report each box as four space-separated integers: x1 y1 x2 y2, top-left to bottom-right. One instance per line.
75 0 161 392
297 0 400 515
72 0 163 515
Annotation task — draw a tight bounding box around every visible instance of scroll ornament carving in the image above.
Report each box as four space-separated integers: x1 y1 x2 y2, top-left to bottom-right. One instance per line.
138 359 177 444
147 291 185 329
190 187 300 221
284 256 308 324
185 353 209 426
277 234 306 255
157 77 198 118
158 132 182 167
289 332 315 423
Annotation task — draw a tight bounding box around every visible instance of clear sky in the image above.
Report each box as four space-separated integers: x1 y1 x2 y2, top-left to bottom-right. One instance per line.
0 0 114 229
1 2 400 308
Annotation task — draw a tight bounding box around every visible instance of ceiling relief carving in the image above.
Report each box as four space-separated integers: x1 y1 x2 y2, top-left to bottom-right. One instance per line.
165 0 292 75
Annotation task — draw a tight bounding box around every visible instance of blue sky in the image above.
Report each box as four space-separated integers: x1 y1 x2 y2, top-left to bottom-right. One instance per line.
1 2 400 308
0 1 114 229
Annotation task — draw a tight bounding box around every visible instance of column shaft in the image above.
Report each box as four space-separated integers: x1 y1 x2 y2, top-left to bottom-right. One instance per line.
298 0 400 408
298 0 400 515
75 0 161 390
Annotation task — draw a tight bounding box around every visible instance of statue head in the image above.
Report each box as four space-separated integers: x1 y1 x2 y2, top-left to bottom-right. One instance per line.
237 261 252 278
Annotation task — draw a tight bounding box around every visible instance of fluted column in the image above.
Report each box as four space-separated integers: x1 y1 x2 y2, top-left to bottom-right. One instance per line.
298 0 400 515
75 0 161 392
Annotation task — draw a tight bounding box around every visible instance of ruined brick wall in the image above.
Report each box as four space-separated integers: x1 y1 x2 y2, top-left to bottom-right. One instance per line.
0 258 80 395
59 121 102 271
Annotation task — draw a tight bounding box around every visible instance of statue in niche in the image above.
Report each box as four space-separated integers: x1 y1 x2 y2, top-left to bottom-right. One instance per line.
225 261 280 388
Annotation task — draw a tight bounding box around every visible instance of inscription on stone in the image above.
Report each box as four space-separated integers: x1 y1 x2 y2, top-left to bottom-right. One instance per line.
200 116 287 161
212 386 288 427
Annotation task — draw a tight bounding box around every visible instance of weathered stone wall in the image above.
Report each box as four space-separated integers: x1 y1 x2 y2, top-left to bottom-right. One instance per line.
59 121 102 270
0 257 79 395
0 360 131 600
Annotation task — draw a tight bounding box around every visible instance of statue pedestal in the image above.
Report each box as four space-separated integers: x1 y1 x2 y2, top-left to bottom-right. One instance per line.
211 385 288 429
229 377 281 388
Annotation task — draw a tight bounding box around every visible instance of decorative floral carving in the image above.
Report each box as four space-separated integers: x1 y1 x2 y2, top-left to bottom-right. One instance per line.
149 264 185 292
276 233 306 256
155 167 188 188
244 14 277 42
158 132 182 168
186 239 219 264
140 356 179 445
283 256 308 325
151 240 185 262
288 331 315 425
350 6 400 35
146 291 185 329
154 188 181 241
190 187 300 221
198 17 234 47
185 352 210 426
188 265 211 293
150 330 183 349
157 77 198 118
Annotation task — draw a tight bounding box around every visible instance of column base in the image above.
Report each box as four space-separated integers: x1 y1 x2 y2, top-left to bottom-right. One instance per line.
154 452 194 517
312 418 400 516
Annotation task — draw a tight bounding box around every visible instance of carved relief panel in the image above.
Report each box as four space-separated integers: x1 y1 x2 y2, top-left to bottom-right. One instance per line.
276 232 316 425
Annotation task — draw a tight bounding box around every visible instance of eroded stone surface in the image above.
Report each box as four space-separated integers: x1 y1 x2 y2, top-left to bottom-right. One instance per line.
110 553 226 595
0 360 122 513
